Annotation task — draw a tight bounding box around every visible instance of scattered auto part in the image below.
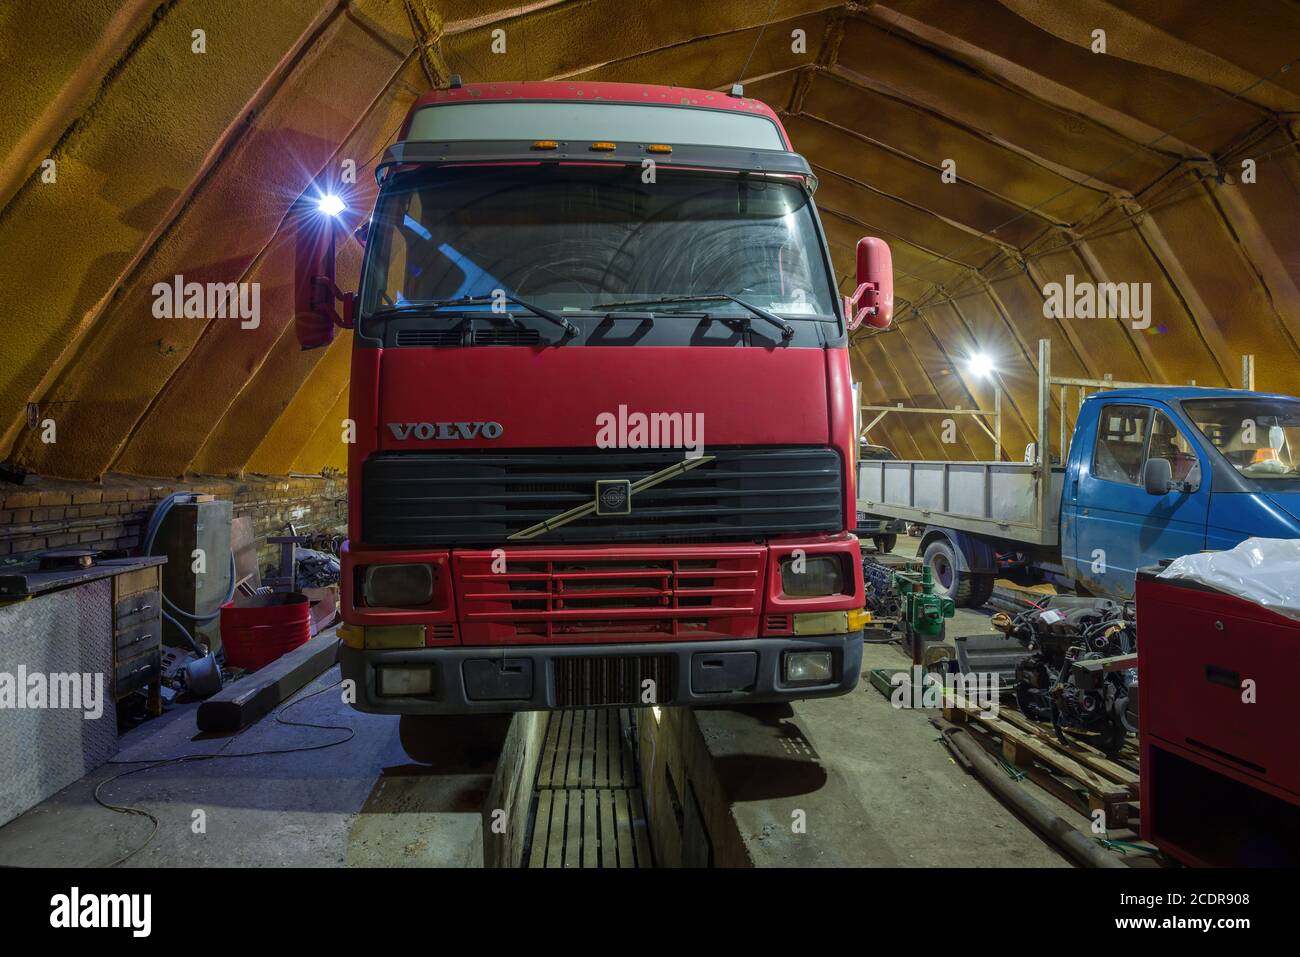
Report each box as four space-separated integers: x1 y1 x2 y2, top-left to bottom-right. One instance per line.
991 595 1138 752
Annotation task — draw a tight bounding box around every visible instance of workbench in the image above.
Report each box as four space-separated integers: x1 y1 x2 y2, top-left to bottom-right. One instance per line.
0 556 166 827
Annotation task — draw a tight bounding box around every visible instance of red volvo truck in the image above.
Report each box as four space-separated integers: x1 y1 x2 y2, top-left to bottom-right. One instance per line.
294 79 894 714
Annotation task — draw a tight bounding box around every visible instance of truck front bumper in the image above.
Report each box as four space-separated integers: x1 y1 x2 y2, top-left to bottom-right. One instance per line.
339 632 863 715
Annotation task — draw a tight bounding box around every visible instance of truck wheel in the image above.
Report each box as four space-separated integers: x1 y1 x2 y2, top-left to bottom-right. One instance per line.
968 573 995 609
922 539 972 606
873 534 898 554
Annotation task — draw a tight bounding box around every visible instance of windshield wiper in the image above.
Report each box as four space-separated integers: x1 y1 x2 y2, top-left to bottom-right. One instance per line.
369 295 577 336
591 294 795 341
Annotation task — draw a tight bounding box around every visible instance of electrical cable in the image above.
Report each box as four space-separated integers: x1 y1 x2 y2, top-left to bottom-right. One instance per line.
93 678 354 868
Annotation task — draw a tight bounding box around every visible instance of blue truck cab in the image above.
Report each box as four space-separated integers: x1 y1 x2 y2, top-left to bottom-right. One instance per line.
1063 387 1300 599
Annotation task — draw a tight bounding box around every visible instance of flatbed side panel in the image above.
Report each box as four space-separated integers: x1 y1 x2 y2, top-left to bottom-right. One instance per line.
858 460 1064 547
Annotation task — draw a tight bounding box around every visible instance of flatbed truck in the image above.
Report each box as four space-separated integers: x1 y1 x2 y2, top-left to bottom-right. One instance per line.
858 340 1300 604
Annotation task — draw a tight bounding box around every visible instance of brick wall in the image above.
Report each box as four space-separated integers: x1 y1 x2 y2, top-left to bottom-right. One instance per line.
0 473 346 573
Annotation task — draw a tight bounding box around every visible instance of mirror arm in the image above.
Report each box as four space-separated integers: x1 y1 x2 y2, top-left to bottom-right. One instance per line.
844 281 881 331
310 275 355 330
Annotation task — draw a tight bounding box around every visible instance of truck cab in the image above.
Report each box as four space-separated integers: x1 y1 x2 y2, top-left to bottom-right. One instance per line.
1063 387 1300 599
294 80 896 714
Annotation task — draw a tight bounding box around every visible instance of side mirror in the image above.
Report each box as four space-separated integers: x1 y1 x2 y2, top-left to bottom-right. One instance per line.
1144 457 1173 496
845 236 893 331
293 197 355 350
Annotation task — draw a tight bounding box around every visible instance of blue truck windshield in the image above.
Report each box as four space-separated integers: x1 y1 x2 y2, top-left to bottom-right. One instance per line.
1182 396 1300 486
358 165 837 323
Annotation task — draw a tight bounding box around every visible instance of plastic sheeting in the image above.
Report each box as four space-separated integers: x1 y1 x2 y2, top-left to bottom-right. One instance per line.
1156 538 1300 621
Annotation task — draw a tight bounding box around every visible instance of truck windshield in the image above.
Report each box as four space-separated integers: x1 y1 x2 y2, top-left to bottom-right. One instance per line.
358 164 837 324
1182 397 1300 483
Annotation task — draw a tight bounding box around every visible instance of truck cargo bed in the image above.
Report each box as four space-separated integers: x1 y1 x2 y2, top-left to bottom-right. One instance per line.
857 459 1064 547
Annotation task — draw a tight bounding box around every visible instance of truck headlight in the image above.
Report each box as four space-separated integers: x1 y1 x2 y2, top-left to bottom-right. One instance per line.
364 563 434 607
784 651 834 684
779 555 847 597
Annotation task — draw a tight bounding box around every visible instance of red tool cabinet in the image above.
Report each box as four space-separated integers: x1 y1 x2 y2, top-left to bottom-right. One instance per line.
1136 570 1300 867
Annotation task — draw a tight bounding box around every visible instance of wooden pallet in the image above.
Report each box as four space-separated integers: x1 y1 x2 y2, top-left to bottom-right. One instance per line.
942 691 1141 829
529 786 652 868
536 707 637 789
526 709 653 868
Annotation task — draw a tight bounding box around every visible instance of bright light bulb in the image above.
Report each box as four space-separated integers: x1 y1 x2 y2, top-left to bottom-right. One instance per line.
968 351 995 377
317 194 345 217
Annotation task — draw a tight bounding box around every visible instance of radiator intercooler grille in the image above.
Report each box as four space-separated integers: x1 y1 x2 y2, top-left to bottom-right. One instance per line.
452 546 765 644
363 446 842 546
553 654 676 708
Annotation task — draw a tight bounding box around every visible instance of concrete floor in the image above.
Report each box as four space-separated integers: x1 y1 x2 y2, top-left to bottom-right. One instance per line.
0 667 493 867
0 534 1070 868
707 534 1070 867
788 596 1071 865
783 650 1068 867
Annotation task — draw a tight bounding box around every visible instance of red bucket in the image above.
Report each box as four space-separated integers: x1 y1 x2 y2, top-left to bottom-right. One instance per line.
220 593 312 671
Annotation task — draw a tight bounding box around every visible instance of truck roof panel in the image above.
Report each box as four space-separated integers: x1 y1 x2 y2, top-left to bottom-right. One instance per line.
402 80 790 149
1084 386 1295 403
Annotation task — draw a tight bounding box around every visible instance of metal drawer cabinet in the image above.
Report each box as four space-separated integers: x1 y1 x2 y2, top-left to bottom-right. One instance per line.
112 565 162 716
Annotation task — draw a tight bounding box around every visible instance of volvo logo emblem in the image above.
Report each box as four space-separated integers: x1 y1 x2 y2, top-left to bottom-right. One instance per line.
387 421 504 441
595 479 632 516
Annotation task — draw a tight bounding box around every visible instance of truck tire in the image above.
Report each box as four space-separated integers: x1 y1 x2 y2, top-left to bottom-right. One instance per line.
872 534 898 554
922 539 973 606
968 573 995 609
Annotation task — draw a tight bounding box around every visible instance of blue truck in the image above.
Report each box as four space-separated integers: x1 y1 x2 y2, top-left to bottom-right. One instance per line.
857 340 1300 605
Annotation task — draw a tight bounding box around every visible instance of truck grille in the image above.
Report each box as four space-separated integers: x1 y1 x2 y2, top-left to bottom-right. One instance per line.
554 654 677 707
362 447 842 546
452 545 765 644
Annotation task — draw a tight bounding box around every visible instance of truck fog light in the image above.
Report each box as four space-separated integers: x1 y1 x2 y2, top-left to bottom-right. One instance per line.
780 555 846 596
364 563 434 607
784 651 833 684
377 666 434 697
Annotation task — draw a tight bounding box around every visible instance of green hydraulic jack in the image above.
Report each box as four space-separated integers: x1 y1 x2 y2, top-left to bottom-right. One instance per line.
893 566 956 668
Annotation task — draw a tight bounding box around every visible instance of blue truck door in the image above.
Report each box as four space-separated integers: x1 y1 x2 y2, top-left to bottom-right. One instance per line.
1059 409 1090 584
1073 402 1210 598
